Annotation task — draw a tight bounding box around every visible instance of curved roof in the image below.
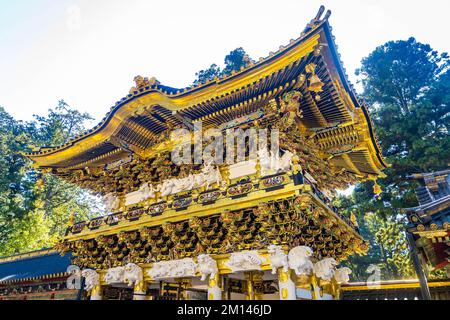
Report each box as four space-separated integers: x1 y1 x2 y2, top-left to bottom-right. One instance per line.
0 249 71 283
25 10 388 178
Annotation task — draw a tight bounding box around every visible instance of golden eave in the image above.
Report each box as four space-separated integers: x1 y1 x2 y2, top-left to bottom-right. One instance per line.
24 20 387 176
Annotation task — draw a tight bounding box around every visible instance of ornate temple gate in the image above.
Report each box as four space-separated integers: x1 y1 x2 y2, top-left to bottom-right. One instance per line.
24 6 388 301
78 248 346 300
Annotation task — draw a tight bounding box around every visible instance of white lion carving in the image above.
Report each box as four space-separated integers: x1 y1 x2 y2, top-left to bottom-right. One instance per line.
314 258 337 281
123 263 144 287
288 246 314 276
81 269 100 291
268 245 289 274
334 267 352 284
225 251 266 272
105 266 125 284
197 254 218 281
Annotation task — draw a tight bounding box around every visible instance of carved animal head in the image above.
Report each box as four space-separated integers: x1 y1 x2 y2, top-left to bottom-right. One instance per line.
334 267 352 284
268 244 283 255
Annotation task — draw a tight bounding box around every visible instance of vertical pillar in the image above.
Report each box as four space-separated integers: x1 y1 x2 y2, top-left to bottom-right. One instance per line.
244 271 264 300
253 272 264 300
406 232 431 300
245 272 255 300
133 281 147 300
278 269 296 300
208 273 222 300
310 274 321 300
90 284 103 300
330 280 341 300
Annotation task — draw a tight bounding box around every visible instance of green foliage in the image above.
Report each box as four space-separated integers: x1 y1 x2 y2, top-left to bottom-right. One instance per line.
0 101 100 256
343 38 450 281
193 48 253 85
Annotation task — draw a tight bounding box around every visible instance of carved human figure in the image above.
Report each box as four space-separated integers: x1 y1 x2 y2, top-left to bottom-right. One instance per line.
201 161 223 190
157 179 176 198
288 246 314 276
267 245 289 275
258 149 294 176
103 193 119 212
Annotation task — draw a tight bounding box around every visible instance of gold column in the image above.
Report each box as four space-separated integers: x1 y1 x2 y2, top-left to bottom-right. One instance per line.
208 273 223 300
310 274 319 300
245 271 264 300
133 280 147 300
90 283 103 300
278 269 296 300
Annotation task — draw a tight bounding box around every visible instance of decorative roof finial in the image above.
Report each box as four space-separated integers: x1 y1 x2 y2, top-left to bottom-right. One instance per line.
129 75 160 94
301 6 331 36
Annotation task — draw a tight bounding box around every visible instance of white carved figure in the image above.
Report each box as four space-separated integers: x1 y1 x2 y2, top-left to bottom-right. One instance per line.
268 245 289 274
314 258 337 281
123 183 158 207
157 179 176 197
258 149 293 176
334 267 352 284
103 193 120 212
81 269 100 291
105 266 125 284
201 161 223 190
192 172 206 189
197 254 218 281
148 258 197 280
171 175 195 195
258 148 273 177
123 263 144 287
140 183 156 199
278 150 294 172
225 251 266 272
288 246 314 276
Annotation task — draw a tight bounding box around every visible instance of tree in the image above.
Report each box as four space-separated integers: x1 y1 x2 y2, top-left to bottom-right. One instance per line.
222 47 253 77
341 38 450 280
193 48 254 85
193 64 221 86
0 101 100 256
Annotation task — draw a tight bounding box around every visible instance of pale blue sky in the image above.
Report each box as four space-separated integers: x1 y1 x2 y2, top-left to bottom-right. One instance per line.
1 0 449 124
